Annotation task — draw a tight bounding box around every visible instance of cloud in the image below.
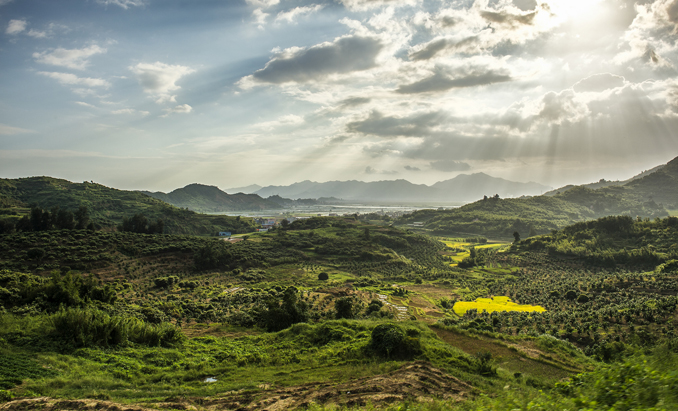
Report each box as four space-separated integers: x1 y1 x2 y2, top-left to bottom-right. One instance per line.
275 5 324 24
0 123 32 135
480 10 536 27
0 0 14 6
38 72 111 88
340 0 417 12
112 108 150 116
75 101 96 108
573 73 625 93
129 62 195 104
409 36 486 61
96 0 146 9
246 0 279 8
27 29 48 38
340 97 371 108
537 89 589 125
404 165 421 171
6 19 27 35
396 67 512 94
429 160 471 172
347 110 447 138
242 35 383 85
365 166 398 175
33 45 106 70
162 104 193 116
614 0 678 67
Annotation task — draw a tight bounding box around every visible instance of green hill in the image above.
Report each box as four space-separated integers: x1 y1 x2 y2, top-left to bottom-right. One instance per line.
397 157 675 239
142 183 281 212
0 177 257 235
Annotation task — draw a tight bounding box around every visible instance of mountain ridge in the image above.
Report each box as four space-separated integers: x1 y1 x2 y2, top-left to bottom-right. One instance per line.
253 173 551 203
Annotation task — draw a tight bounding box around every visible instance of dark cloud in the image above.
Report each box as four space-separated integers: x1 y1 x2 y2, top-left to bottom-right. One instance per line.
441 16 458 27
573 73 625 93
481 10 536 27
340 97 371 108
404 165 421 171
251 36 383 84
396 68 512 94
430 160 471 172
409 36 480 61
347 110 447 137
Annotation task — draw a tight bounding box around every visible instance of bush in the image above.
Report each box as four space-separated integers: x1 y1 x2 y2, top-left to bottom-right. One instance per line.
368 323 421 359
317 272 329 281
50 308 184 348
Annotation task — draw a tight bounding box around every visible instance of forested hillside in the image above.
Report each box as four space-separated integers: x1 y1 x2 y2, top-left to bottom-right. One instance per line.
142 183 281 212
0 177 256 235
397 158 673 239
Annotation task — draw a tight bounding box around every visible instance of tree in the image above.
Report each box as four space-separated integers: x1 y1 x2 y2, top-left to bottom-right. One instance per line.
317 272 329 281
281 219 290 228
335 297 356 319
513 231 521 243
75 206 90 230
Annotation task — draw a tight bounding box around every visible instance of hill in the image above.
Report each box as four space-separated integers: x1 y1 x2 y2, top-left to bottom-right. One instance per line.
397 179 669 239
254 173 550 203
543 165 665 196
0 177 257 235
142 183 281 212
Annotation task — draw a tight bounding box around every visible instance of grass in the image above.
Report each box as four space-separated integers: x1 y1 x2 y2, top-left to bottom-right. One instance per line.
453 296 546 316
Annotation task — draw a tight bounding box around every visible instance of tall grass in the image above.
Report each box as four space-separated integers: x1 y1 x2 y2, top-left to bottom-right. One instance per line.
50 308 184 348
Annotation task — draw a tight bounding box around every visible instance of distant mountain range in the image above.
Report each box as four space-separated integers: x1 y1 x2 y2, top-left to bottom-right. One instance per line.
252 173 551 203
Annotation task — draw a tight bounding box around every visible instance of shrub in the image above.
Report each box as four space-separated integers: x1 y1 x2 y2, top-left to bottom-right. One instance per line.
368 323 421 359
317 272 329 281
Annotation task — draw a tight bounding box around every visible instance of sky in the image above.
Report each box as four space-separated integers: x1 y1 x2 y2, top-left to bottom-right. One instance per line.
1 0 678 192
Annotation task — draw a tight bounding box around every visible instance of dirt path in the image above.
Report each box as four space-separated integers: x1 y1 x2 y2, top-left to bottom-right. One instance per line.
376 294 408 320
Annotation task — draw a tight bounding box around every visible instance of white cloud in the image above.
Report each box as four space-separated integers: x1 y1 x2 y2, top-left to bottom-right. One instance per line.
573 73 626 93
0 123 32 135
162 104 193 116
38 72 111 88
112 108 150 116
75 101 96 108
6 19 27 35
245 0 279 9
253 8 269 28
340 0 418 12
96 0 146 9
26 29 48 38
614 0 678 67
129 62 195 104
0 0 14 6
33 45 106 70
275 5 324 24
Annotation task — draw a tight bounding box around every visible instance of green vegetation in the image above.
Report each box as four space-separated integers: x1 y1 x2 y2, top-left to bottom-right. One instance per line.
0 177 257 235
0 210 677 410
398 186 668 239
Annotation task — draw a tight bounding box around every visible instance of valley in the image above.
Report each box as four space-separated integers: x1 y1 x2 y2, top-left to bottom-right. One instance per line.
1 157 678 410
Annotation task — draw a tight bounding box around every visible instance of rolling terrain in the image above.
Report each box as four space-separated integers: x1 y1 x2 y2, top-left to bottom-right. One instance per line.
397 156 677 239
0 177 256 235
